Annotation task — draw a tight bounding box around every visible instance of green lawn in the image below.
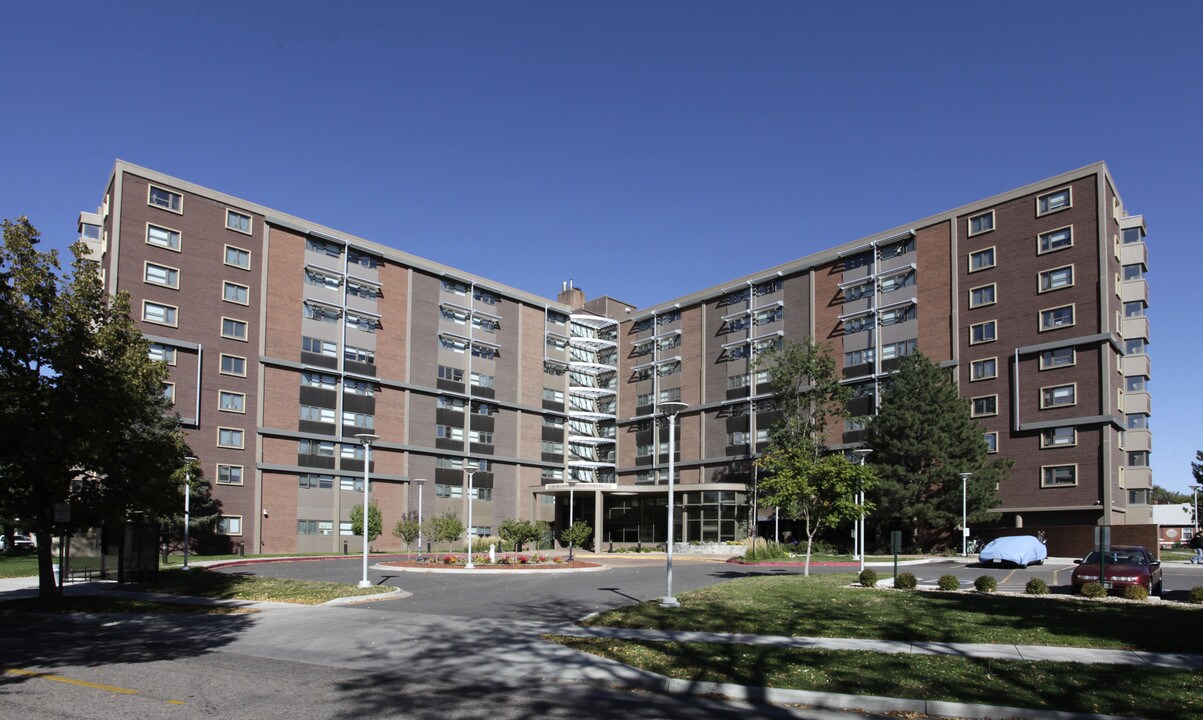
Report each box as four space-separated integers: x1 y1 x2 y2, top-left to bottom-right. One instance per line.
551 637 1200 720
0 554 39 578
135 568 391 604
581 573 1203 653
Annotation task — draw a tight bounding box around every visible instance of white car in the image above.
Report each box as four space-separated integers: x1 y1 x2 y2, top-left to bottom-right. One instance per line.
1 535 35 552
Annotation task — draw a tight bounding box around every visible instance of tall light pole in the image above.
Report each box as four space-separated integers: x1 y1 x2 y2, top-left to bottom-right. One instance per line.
355 434 378 588
182 456 198 570
464 463 478 569
959 472 972 557
566 478 579 561
659 401 688 608
852 448 872 573
1191 484 1202 538
416 478 426 559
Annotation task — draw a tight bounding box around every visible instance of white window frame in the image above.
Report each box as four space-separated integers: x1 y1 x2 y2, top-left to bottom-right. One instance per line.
217 515 243 536
217 427 245 449
220 354 247 377
221 317 248 342
223 281 250 305
146 223 181 252
1040 383 1077 409
1037 225 1073 255
147 184 183 214
1039 347 1076 370
984 431 999 454
968 283 996 309
970 357 997 382
1038 265 1074 293
969 320 996 345
971 395 998 418
1039 304 1075 332
149 343 177 365
163 382 175 405
219 390 246 414
1040 426 1077 449
224 245 251 270
968 246 996 273
968 210 995 237
143 261 180 290
142 300 179 328
226 209 253 234
1036 187 1072 216
1041 464 1078 488
216 464 244 486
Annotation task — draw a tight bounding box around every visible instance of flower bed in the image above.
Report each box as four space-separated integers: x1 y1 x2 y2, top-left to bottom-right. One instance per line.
379 553 600 570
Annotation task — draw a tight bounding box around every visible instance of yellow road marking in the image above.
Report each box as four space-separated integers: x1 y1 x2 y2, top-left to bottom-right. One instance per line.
1001 569 1018 585
5 668 184 705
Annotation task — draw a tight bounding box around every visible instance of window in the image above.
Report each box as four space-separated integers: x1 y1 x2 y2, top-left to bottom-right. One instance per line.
1122 264 1144 281
1128 451 1150 467
1041 427 1076 448
347 280 379 299
971 395 997 417
845 348 874 367
1039 305 1075 331
753 307 783 326
1126 413 1149 430
219 391 246 413
1123 301 1146 319
436 425 464 441
305 268 342 289
879 271 914 293
1122 227 1144 244
1039 265 1074 292
970 358 997 381
844 282 873 302
968 247 995 272
345 312 378 333
843 315 872 334
300 405 336 423
144 262 179 288
1125 338 1147 355
543 388 564 403
305 237 342 257
1041 465 1077 487
224 245 251 270
221 281 249 305
879 305 916 326
659 387 681 403
348 249 379 269
470 372 495 389
146 224 181 251
969 284 996 308
881 339 917 360
220 354 247 377
636 391 654 406
1038 226 1073 254
969 320 996 345
542 440 564 454
1040 347 1075 369
470 430 493 445
142 301 178 327
1041 384 1076 408
339 347 372 366
474 402 494 416
149 343 176 365
542 415 564 428
343 411 374 429
344 379 375 396
216 515 242 535
339 521 355 537
340 444 365 460
879 237 914 259
441 279 468 296
299 439 335 456
226 210 252 234
968 210 995 236
984 432 998 453
217 464 243 485
1037 188 1072 215
438 396 465 412
163 382 175 404
438 366 464 383
298 474 335 489
303 336 337 357
218 428 244 448
148 185 182 213
304 302 341 322
473 288 499 305
1125 376 1146 393
221 318 248 341
297 520 333 535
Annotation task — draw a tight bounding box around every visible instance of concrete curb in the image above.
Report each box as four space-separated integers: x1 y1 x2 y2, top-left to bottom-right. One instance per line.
371 561 608 575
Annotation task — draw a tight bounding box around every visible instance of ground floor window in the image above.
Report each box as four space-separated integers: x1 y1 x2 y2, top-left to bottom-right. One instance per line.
682 490 748 542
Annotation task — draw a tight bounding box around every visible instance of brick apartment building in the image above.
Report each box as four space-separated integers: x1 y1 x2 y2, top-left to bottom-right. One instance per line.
76 161 1151 552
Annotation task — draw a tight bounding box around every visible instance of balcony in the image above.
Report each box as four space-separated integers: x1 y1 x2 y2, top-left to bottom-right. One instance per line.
1119 241 1147 268
1122 316 1150 341
1122 353 1151 378
1126 429 1152 453
1121 391 1151 415
1120 279 1149 304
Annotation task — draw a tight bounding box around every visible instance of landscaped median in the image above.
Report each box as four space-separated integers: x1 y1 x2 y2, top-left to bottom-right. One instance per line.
547 573 1203 720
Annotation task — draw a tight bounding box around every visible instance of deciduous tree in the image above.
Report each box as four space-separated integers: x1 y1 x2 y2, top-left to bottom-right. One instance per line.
392 511 422 552
350 501 383 544
498 518 546 552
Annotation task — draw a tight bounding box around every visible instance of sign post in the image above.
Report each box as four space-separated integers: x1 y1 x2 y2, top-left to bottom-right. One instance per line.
891 530 902 583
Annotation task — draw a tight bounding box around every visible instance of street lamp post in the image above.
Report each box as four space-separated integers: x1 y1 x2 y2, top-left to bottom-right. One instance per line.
659 401 688 608
416 478 426 559
959 472 972 557
566 478 579 561
852 449 872 573
464 464 478 569
355 434 379 588
1191 484 1202 538
182 456 198 570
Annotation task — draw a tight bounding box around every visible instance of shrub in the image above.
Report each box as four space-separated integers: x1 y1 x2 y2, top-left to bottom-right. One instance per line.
1025 578 1049 595
858 568 879 587
937 574 960 591
1189 586 1203 605
470 535 502 553
974 575 997 593
1079 581 1106 598
894 572 917 590
1122 584 1149 602
743 539 793 562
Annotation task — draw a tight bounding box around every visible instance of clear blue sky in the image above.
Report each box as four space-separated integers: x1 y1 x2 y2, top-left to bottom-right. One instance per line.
3 2 1201 494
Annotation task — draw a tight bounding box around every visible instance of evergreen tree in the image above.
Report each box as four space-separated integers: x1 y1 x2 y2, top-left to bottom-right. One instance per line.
155 460 224 557
864 353 1007 550
0 217 189 600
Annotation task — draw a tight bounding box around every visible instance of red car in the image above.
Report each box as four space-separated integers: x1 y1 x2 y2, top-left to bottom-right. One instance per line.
1071 545 1162 596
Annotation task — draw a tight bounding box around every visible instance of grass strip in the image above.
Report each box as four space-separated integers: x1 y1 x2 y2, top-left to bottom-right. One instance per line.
132 568 390 605
0 555 40 579
551 636 1201 720
0 596 253 615
582 573 1203 654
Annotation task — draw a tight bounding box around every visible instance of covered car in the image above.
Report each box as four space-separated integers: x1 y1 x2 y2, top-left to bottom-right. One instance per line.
978 536 1047 567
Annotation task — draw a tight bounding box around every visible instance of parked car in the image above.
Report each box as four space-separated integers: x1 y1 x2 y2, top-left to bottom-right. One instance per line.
0 534 35 552
1071 545 1162 596
978 535 1047 567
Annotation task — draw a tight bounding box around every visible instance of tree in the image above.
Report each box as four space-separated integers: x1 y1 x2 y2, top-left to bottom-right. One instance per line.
560 521 592 561
864 353 1008 550
350 501 383 545
1151 485 1191 505
753 338 850 454
757 450 875 574
498 518 546 552
0 217 189 601
155 460 223 558
427 512 464 552
392 511 421 552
